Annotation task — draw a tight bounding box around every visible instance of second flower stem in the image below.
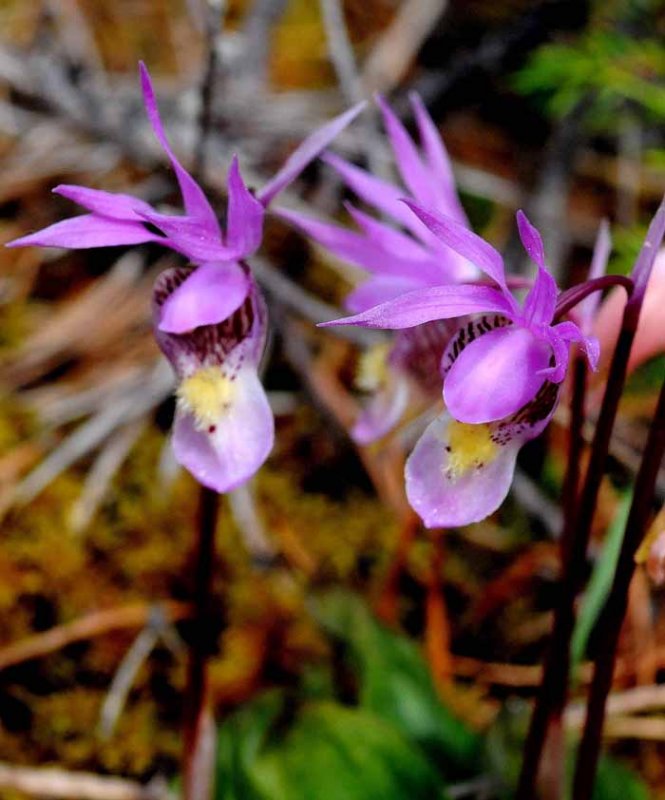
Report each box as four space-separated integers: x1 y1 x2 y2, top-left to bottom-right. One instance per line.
516 325 636 799
572 375 665 799
182 485 219 800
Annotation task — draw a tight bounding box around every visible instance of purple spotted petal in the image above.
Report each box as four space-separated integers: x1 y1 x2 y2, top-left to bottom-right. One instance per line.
225 156 264 256
403 200 513 297
405 412 520 527
158 262 250 333
139 62 220 237
345 276 421 313
319 284 513 329
406 380 561 527
172 366 274 493
6 214 159 249
376 94 434 207
443 327 552 423
53 185 155 220
408 92 467 225
153 268 267 377
257 102 365 206
351 378 410 444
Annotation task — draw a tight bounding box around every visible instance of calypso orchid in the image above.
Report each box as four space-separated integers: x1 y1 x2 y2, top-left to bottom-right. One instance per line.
8 64 363 493
277 94 478 443
322 204 600 526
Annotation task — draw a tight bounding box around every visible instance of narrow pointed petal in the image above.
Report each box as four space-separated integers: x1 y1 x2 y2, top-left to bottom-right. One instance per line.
538 330 570 384
225 156 265 256
321 152 423 233
551 320 600 371
345 277 421 313
630 196 665 305
136 208 236 261
405 412 520 527
376 94 434 206
523 263 558 325
53 185 155 219
319 284 514 330
352 379 410 444
517 210 558 324
516 210 546 267
403 200 512 296
344 202 459 282
444 327 551 423
345 203 432 262
173 367 274 493
139 62 220 236
276 208 430 278
257 101 365 206
409 92 468 224
158 262 250 333
579 220 611 334
7 214 158 249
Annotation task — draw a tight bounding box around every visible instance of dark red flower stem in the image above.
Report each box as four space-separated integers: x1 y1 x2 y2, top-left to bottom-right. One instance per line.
182 485 219 800
554 274 633 321
516 321 635 800
531 355 587 800
562 356 588 516
572 376 665 798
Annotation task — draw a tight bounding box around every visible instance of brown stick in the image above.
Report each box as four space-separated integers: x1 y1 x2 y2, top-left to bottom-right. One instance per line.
0 762 172 800
0 602 190 672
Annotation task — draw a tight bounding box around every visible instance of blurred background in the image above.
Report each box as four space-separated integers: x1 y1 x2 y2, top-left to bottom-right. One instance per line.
0 0 664 797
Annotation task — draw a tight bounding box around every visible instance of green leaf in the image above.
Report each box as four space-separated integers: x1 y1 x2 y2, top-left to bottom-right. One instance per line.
215 690 286 800
570 491 633 674
258 702 447 800
313 590 482 774
215 691 448 800
593 755 650 800
513 31 665 126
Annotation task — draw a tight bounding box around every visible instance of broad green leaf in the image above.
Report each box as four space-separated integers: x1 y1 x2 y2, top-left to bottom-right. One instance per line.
215 691 448 800
257 702 447 800
313 590 482 773
593 755 650 800
216 690 286 800
570 491 633 673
